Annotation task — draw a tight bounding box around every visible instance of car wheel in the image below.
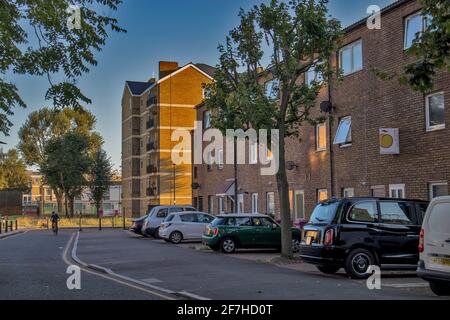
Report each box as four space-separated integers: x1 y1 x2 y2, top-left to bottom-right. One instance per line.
317 266 341 274
142 232 149 238
169 231 183 244
344 248 376 279
153 227 160 239
221 237 236 254
292 236 301 253
429 281 450 296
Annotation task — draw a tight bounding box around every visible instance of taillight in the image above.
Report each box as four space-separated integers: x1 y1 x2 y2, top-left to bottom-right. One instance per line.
213 227 219 236
418 228 425 253
324 229 334 246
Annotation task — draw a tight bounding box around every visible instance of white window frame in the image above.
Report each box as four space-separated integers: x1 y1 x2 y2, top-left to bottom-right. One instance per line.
217 148 224 170
265 79 280 100
203 111 212 129
389 184 406 199
316 123 327 152
429 181 448 200
251 193 259 213
266 192 275 215
305 60 324 88
404 11 427 50
317 189 328 203
339 40 363 76
333 116 352 146
250 141 258 164
425 91 445 132
237 194 244 214
218 196 225 214
342 188 355 198
294 190 305 220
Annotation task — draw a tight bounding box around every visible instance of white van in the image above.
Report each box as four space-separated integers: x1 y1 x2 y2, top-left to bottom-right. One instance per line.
418 196 450 296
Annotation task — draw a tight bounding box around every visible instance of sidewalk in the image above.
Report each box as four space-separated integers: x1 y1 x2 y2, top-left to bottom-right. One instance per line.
0 229 26 240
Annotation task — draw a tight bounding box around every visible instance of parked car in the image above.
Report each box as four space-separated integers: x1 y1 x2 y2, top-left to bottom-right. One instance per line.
202 214 302 253
299 197 429 279
130 215 148 235
159 212 215 244
141 205 196 238
417 196 450 296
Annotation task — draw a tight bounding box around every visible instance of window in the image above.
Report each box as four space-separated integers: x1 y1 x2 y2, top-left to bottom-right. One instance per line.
416 202 429 224
294 191 305 220
379 201 415 225
428 203 450 234
180 214 197 223
206 152 212 172
253 217 274 228
265 79 280 100
305 61 324 87
237 194 244 214
371 185 386 197
250 141 258 164
334 116 352 146
316 123 327 151
217 148 224 170
425 92 445 131
266 192 275 215
218 196 225 214
208 195 214 214
389 184 405 199
317 189 328 203
342 188 355 198
193 197 198 210
235 217 252 226
203 111 212 129
404 12 429 49
339 40 363 75
193 166 198 179
198 196 203 212
197 214 213 223
349 201 377 223
251 193 259 213
156 208 168 218
429 182 448 199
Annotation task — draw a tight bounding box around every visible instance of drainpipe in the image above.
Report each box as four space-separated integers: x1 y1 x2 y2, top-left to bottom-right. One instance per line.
328 78 335 198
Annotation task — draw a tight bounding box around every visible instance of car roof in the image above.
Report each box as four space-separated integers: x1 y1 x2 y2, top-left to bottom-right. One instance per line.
169 211 211 215
215 213 269 218
320 197 429 204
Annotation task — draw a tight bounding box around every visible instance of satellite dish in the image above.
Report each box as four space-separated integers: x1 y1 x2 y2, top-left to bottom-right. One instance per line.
286 161 297 171
320 101 333 113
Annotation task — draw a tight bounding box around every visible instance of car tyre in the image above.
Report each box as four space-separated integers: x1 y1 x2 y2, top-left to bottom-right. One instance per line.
169 231 183 244
317 266 341 274
429 281 450 296
344 248 376 279
221 237 236 254
153 227 160 239
292 236 301 253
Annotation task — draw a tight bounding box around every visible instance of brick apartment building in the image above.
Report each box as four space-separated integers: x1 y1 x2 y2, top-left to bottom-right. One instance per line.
122 61 214 217
192 0 450 221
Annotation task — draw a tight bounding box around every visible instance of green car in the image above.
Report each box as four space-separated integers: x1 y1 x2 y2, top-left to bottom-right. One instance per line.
202 214 301 253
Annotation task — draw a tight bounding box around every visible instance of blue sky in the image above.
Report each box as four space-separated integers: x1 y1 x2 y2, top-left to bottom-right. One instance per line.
2 0 394 171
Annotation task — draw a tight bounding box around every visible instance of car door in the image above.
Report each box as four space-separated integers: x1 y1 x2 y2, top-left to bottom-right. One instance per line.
252 217 280 248
231 217 254 247
376 200 420 265
193 214 213 239
179 213 198 239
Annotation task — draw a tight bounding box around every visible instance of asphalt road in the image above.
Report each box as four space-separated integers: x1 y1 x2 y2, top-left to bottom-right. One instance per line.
1 229 447 300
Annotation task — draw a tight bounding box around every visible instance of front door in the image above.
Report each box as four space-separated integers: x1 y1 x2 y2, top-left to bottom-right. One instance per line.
294 191 305 220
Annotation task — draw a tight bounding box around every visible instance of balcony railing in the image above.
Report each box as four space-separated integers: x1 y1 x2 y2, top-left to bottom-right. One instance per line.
146 142 156 152
147 95 157 107
146 118 155 129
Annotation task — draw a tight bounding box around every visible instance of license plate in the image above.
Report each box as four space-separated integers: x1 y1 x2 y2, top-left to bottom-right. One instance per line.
430 256 450 267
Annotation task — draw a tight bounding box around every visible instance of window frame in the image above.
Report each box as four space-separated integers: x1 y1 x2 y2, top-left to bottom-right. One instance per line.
305 60 324 88
251 193 259 213
346 200 379 224
378 200 417 226
389 184 406 199
203 110 212 129
217 148 224 170
333 116 352 147
316 123 327 152
404 11 426 50
249 141 258 164
339 40 363 76
266 192 275 215
342 187 355 198
429 181 448 200
317 189 328 203
425 91 445 132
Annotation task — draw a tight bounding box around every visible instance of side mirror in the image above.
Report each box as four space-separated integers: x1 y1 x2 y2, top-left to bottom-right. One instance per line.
272 223 279 229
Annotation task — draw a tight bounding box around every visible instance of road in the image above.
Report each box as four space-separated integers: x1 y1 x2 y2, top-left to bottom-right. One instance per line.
0 229 447 300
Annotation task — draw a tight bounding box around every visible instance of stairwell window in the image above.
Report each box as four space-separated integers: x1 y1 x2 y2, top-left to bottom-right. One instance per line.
203 111 212 129
339 40 362 76
266 192 275 215
305 60 324 87
334 116 352 146
316 123 327 151
217 148 224 170
426 92 445 131
251 193 259 213
265 79 280 100
250 141 258 164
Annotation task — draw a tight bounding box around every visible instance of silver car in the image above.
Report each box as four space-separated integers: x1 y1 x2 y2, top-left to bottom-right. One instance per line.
159 212 215 244
141 205 196 238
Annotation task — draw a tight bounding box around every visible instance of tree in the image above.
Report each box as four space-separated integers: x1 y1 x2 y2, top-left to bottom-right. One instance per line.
0 0 126 136
204 0 341 258
89 149 113 218
40 132 92 217
0 149 30 192
18 106 102 213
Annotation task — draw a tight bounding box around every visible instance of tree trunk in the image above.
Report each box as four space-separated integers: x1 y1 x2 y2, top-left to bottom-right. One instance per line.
55 190 64 216
96 200 101 218
69 196 75 217
276 130 293 258
64 194 69 218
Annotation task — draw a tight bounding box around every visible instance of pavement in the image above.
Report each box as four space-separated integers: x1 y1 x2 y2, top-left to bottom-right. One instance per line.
0 228 447 300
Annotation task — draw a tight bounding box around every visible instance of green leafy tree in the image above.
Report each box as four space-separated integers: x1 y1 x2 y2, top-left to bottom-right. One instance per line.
0 0 125 136
205 0 341 258
18 106 102 213
0 148 30 192
89 149 113 218
40 132 92 216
